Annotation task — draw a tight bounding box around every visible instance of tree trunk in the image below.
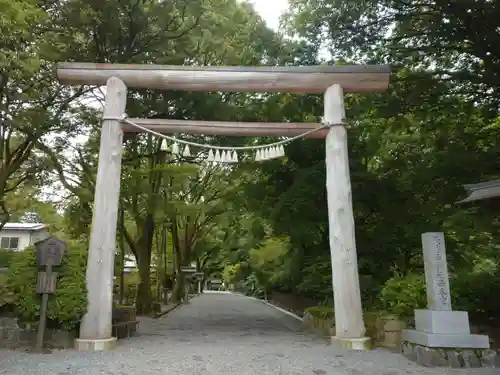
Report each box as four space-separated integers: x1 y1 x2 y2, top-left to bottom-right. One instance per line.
171 275 185 302
135 214 155 315
136 253 153 315
171 243 185 303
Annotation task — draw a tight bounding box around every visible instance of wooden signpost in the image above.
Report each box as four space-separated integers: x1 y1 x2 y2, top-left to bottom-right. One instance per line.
34 237 66 352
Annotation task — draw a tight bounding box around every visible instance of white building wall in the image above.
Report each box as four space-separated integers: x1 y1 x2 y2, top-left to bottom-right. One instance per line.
0 229 48 251
30 229 48 244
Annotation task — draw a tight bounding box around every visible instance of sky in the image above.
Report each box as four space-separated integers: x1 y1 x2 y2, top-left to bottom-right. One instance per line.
249 0 330 59
248 0 289 30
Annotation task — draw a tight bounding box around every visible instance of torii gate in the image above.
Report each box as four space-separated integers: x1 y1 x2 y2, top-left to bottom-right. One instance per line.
56 63 390 351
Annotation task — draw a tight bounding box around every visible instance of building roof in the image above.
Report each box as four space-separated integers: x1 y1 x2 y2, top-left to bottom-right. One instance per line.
458 179 500 203
1 223 45 231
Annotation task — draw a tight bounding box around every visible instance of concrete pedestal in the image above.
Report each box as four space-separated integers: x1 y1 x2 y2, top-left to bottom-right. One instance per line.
331 336 372 351
75 337 117 351
403 309 490 349
414 309 471 334
402 310 493 367
402 329 490 348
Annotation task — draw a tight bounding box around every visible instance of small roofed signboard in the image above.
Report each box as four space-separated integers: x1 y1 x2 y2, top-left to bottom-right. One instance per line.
36 236 66 267
33 236 67 352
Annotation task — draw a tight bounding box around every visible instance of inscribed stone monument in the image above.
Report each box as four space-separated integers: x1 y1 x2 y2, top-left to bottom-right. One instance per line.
421 232 451 311
402 232 490 350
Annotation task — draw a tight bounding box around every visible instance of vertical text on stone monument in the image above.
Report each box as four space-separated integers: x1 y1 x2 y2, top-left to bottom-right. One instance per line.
421 232 452 311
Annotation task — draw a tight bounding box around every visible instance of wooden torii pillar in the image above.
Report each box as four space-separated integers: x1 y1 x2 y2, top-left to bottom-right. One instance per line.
56 63 390 351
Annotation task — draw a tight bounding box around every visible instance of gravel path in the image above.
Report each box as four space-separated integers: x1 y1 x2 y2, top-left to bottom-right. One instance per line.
0 291 497 375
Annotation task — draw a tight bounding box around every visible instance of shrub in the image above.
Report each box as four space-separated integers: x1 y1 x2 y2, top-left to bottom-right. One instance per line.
112 304 136 323
4 240 87 330
0 274 15 314
379 269 500 324
360 274 383 309
451 271 500 323
0 249 15 268
114 272 139 305
379 272 427 318
304 305 334 320
114 271 165 305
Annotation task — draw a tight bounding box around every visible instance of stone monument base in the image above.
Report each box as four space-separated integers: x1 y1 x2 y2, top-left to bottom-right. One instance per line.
401 308 496 368
403 309 491 349
331 336 371 351
414 309 471 334
75 337 117 351
402 329 490 348
401 341 497 368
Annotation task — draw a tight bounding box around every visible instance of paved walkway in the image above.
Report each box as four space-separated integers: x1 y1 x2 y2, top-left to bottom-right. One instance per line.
0 292 497 374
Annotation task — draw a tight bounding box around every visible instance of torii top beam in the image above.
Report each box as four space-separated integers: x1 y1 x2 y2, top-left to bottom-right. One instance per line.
56 63 391 93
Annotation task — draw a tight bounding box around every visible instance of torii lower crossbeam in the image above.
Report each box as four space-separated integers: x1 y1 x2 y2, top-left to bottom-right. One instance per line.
122 119 328 138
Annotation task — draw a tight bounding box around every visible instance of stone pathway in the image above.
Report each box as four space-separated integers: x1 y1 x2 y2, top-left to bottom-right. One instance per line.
0 292 497 374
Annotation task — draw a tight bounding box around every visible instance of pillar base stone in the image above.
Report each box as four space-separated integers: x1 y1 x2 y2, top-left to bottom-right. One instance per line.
331 336 372 351
75 337 117 351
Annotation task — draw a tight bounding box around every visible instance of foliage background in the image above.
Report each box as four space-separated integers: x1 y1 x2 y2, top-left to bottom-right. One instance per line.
1 243 87 330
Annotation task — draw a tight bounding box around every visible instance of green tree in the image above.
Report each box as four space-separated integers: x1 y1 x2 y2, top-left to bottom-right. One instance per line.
0 0 90 227
285 0 500 109
42 0 295 315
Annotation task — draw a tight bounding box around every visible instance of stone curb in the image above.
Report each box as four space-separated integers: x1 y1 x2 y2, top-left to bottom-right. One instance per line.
232 292 304 322
260 299 304 322
153 294 200 319
153 303 182 319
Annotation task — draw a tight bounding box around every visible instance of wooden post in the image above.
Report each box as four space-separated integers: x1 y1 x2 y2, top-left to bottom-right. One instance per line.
75 77 127 351
162 225 168 303
184 282 189 303
119 203 125 305
35 262 52 352
324 84 370 350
